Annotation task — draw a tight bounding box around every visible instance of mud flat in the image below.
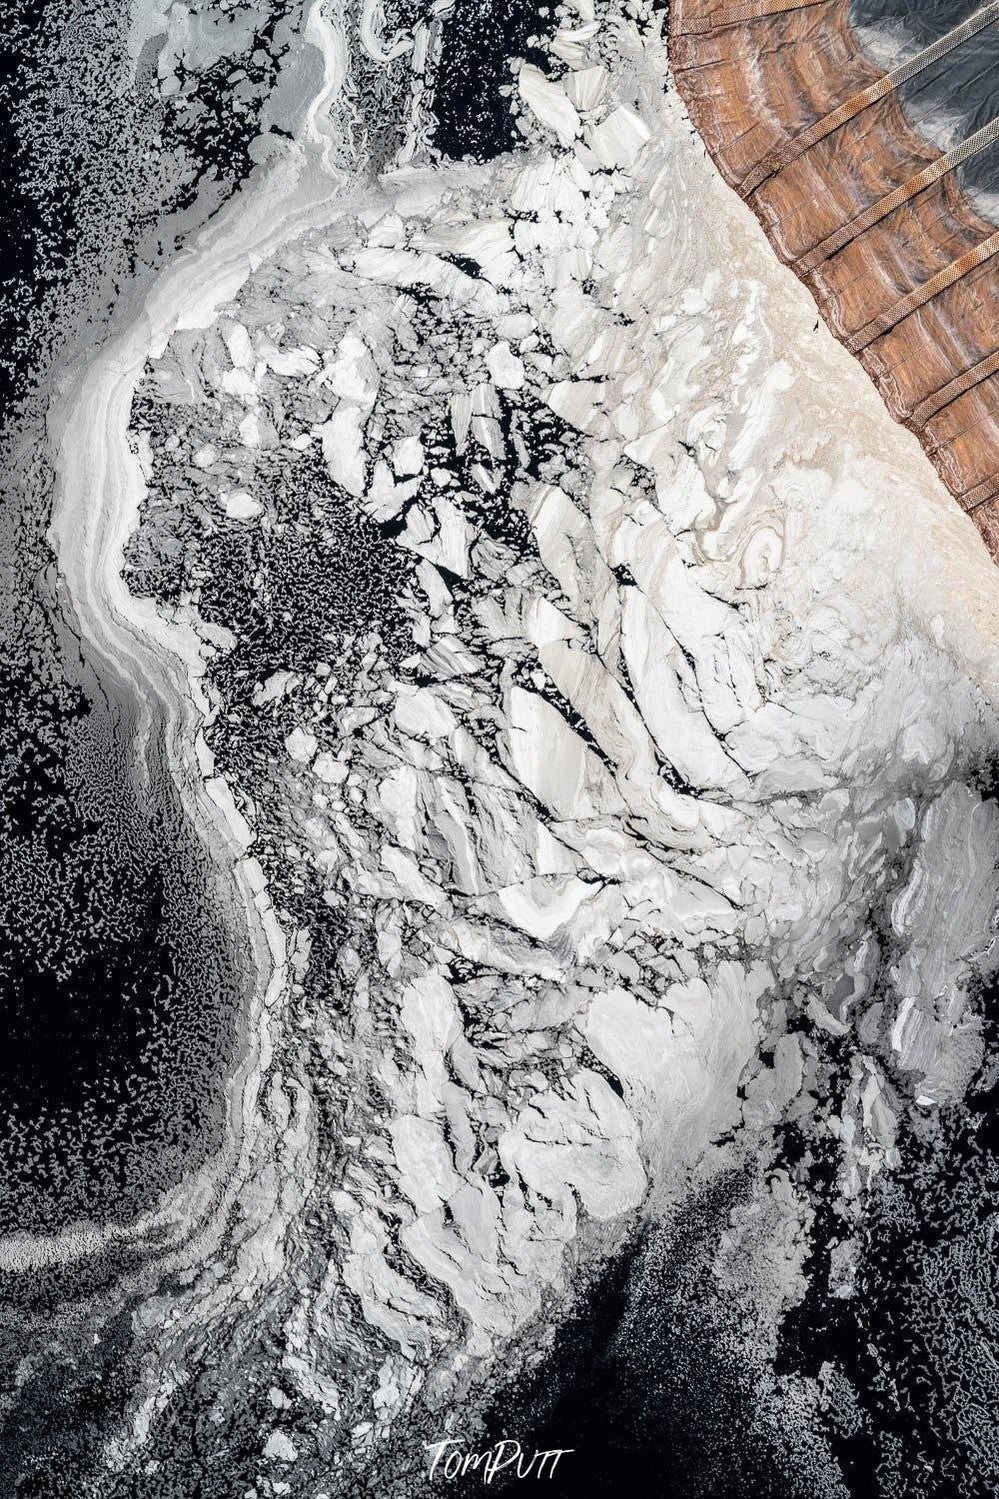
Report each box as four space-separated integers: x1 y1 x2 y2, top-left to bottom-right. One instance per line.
670 0 999 553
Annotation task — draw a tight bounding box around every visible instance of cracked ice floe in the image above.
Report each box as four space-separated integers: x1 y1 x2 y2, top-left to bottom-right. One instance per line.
44 0 999 1482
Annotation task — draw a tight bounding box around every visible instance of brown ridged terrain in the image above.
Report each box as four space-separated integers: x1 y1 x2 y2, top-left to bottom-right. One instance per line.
669 0 999 555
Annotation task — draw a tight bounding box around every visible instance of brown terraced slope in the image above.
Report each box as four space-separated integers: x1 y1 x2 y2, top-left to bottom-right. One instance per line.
669 0 999 554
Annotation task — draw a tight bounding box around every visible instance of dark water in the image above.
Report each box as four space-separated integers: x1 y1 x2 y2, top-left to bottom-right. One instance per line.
456 1074 999 1499
432 0 552 160
0 0 293 1235
447 1184 842 1499
0 630 241 1232
851 0 999 201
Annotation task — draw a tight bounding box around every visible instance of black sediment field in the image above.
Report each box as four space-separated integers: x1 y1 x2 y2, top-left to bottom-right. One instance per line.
0 1 296 1482
443 1184 829 1499
0 645 241 1233
0 0 299 1236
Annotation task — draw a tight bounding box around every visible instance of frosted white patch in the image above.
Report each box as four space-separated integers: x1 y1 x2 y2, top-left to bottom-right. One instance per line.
518 63 581 148
495 873 593 941
253 670 298 708
320 405 367 497
392 435 424 476
285 727 318 765
499 1070 647 1220
390 1116 461 1214
322 332 378 406
263 1431 298 1462
546 379 606 433
485 340 525 389
220 368 258 402
393 687 457 741
312 752 347 786
566 64 609 110
403 496 472 577
266 344 321 377
506 687 625 820
586 104 650 169
223 323 254 370
223 491 262 520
